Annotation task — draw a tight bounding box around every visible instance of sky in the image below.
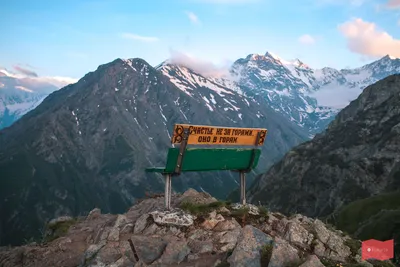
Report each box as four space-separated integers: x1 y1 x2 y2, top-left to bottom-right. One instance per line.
1 0 400 84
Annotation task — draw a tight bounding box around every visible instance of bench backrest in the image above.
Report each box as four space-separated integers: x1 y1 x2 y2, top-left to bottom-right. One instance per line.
146 124 267 175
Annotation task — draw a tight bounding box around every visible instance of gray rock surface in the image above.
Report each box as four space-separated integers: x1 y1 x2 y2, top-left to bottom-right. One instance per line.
0 188 383 267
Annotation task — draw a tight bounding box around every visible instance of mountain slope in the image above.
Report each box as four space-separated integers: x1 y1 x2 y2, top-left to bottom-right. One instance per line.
247 74 400 218
0 58 308 246
230 53 400 136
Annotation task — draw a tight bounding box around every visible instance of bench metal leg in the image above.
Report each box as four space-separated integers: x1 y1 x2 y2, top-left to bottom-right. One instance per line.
240 171 246 205
164 174 172 210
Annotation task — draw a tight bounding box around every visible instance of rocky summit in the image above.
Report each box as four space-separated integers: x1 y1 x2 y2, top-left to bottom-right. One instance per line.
0 189 391 267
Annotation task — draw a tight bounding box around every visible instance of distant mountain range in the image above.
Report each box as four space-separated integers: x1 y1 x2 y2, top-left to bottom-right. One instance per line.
0 69 75 129
1 53 399 133
230 53 400 135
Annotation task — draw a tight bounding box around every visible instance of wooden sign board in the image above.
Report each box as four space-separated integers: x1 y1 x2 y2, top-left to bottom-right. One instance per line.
171 124 267 146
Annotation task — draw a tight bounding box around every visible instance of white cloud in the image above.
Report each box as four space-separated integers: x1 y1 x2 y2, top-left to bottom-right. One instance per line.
298 34 316 45
185 11 201 25
0 67 77 88
338 18 400 58
309 86 362 109
167 49 231 78
387 0 400 8
315 0 366 6
193 0 259 4
36 76 78 88
120 33 159 42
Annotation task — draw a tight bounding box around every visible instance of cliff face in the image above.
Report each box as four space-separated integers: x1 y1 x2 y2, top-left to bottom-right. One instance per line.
248 74 400 218
0 189 386 267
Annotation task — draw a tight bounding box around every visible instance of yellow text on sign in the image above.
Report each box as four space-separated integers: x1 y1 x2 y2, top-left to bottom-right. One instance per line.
171 124 268 146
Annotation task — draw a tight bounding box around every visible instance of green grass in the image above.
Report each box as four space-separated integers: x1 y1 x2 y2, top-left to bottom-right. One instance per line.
44 218 77 243
180 200 230 215
344 239 362 257
231 206 250 217
331 191 400 234
215 249 234 267
260 244 273 267
258 205 268 217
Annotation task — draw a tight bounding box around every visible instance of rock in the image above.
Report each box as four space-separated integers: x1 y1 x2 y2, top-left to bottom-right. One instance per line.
97 242 122 265
108 227 120 242
217 228 241 245
188 229 210 241
156 239 190 265
108 255 132 267
177 188 218 205
283 221 314 249
120 223 134 234
188 254 200 261
99 227 111 241
188 239 214 254
313 239 326 258
313 219 352 261
118 241 137 264
231 203 260 215
268 237 300 267
201 211 225 230
130 235 168 264
214 218 241 231
227 225 274 267
150 209 195 227
80 241 107 266
114 215 130 229
218 206 231 214
87 208 101 220
298 254 325 267
134 214 151 234
134 260 148 267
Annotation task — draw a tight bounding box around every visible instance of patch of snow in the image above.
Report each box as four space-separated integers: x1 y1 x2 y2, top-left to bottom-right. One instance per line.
179 109 188 121
223 99 240 111
238 113 242 119
209 94 216 105
115 88 119 92
159 105 167 121
275 88 291 97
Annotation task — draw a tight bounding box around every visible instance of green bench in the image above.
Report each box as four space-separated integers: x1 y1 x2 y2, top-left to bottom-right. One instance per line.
146 124 267 209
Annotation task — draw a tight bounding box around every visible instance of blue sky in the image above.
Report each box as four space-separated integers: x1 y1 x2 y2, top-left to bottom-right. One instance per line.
1 0 399 81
